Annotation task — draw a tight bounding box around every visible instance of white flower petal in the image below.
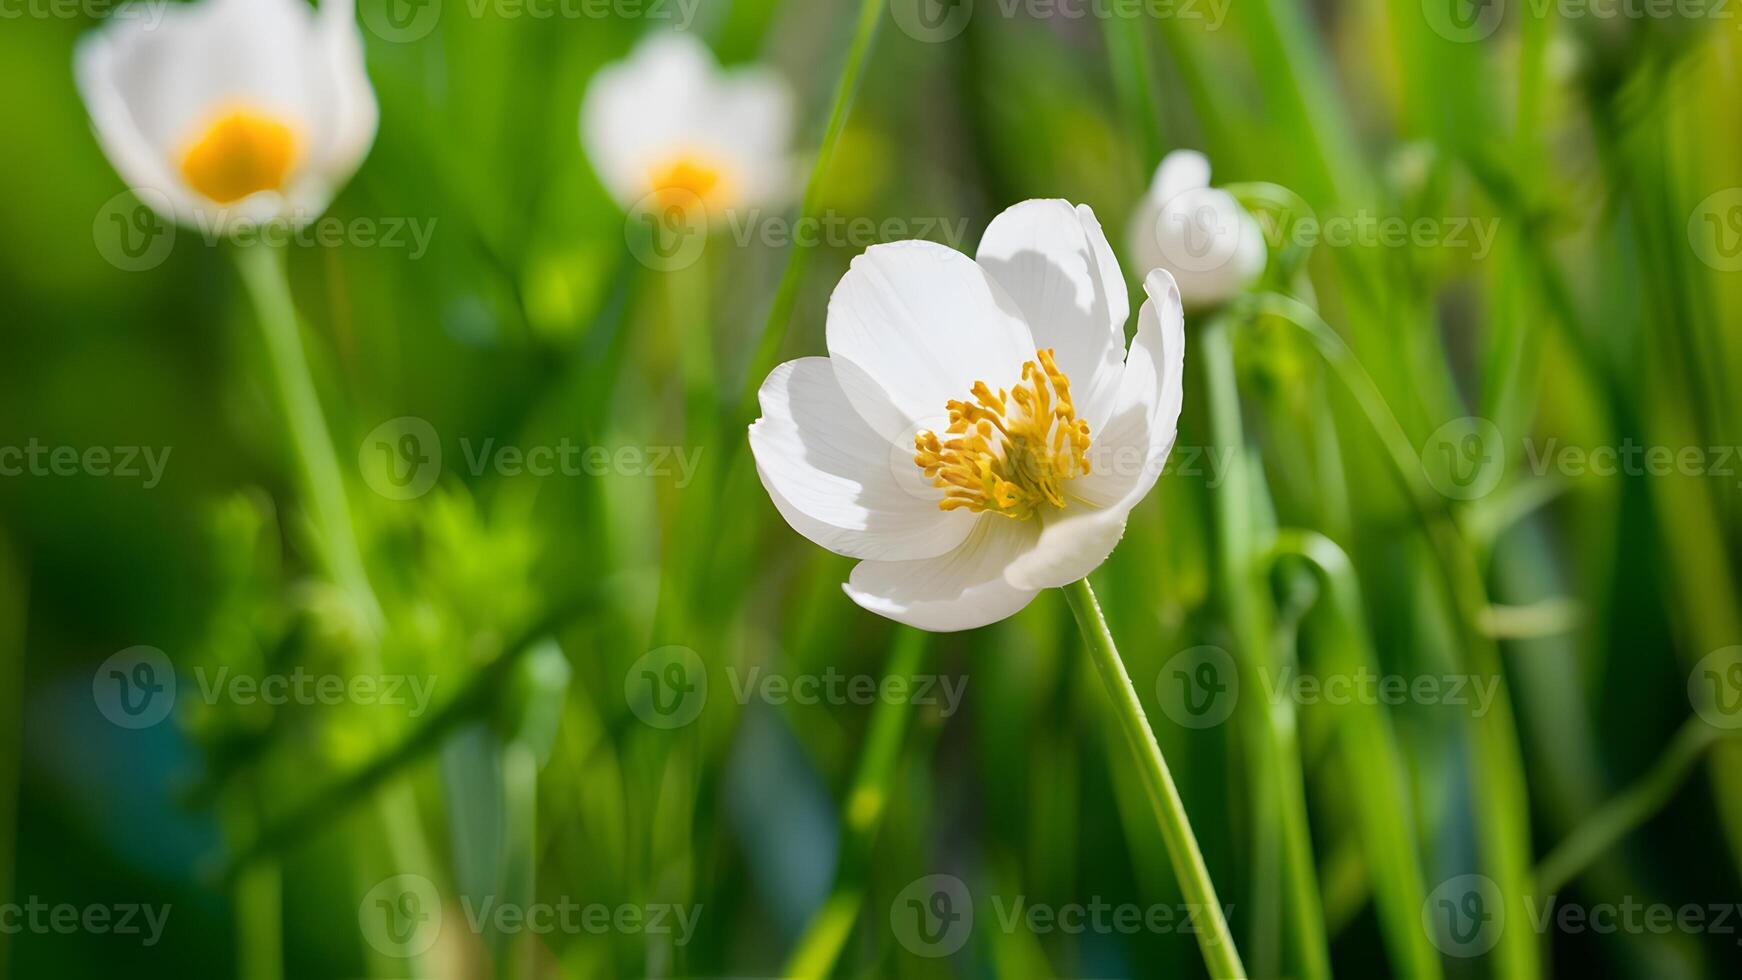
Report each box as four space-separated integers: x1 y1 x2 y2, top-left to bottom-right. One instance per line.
76 0 376 231
1004 503 1133 591
750 358 977 562
1129 152 1265 308
698 66 794 207
580 33 715 205
974 200 1127 432
308 0 378 187
1005 270 1185 588
844 516 1042 632
1149 148 1211 203
826 240 1036 443
1070 269 1186 510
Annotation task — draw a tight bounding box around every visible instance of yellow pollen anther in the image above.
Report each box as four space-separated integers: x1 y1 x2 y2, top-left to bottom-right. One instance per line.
647 155 734 210
913 348 1093 521
179 108 300 205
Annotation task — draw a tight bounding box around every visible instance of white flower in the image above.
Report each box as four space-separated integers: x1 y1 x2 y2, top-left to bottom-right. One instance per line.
580 33 793 217
749 200 1186 632
1129 150 1266 309
75 0 379 234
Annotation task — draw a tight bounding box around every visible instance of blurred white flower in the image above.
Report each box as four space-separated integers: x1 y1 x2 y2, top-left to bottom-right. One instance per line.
75 0 379 234
580 33 793 218
1128 150 1266 309
749 201 1185 632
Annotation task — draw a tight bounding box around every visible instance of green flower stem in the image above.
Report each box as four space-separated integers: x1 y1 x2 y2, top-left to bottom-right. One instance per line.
0 537 24 977
784 627 929 979
1200 318 1329 980
1244 292 1539 980
734 0 885 420
1062 578 1246 980
233 242 435 974
223 778 283 980
1538 718 1733 895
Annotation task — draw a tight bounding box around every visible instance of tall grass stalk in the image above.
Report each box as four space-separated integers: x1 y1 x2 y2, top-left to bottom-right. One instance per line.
1062 578 1246 980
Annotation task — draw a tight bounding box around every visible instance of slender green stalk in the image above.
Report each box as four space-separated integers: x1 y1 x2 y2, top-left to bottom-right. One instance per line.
1268 530 1442 980
1243 292 1540 979
734 0 886 418
1062 578 1246 979
1538 719 1732 895
234 243 381 630
0 536 23 979
233 243 436 977
784 628 928 979
1200 319 1329 980
224 778 283 980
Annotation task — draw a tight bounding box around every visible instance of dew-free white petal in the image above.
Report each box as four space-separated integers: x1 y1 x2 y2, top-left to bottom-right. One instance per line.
974 199 1127 433
826 240 1036 443
844 516 1042 632
750 358 977 562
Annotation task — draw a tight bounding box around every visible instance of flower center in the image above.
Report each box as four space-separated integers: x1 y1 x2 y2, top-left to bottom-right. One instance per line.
179 108 300 205
647 154 734 210
913 349 1093 521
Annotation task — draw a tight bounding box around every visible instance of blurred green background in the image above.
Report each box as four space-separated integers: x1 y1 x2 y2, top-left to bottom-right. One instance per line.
4 0 1742 976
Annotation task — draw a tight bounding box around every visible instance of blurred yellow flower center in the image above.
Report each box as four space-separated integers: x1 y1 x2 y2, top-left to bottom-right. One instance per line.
179 108 300 205
647 155 734 209
913 349 1093 521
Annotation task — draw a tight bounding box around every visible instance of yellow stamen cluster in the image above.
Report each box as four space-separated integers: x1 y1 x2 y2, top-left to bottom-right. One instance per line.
913 349 1093 520
648 155 732 210
179 108 299 205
